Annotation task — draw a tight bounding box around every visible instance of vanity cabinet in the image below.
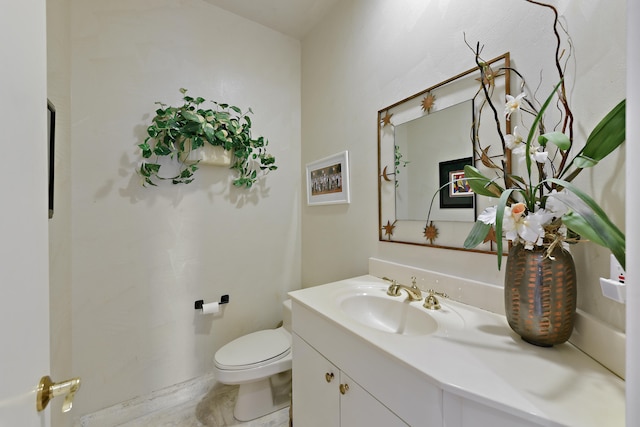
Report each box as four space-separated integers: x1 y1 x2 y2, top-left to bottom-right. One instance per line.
292 333 408 427
289 276 625 427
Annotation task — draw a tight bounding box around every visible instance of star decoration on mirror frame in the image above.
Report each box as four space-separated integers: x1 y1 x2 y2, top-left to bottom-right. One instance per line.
380 111 393 127
421 92 436 113
382 220 397 240
423 221 439 244
381 165 393 182
476 64 506 88
483 226 497 244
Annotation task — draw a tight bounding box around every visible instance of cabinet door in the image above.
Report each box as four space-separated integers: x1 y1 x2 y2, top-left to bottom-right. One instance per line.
292 333 340 427
340 371 409 427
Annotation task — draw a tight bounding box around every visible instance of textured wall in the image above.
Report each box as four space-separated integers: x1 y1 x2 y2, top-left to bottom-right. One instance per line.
301 0 626 327
70 0 301 416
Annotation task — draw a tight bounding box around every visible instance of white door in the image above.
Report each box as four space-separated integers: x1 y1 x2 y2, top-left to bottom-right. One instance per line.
1 0 51 425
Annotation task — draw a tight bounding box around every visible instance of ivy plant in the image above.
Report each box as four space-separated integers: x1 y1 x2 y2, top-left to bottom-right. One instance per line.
138 88 277 187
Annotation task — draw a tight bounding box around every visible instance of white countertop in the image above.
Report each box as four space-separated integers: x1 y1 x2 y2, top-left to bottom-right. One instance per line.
289 275 625 427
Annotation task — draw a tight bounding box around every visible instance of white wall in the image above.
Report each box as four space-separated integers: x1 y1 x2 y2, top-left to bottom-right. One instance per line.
302 0 626 328
69 0 301 416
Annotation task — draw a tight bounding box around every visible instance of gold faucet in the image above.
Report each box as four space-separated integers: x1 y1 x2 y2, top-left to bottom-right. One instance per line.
423 289 448 310
383 276 423 302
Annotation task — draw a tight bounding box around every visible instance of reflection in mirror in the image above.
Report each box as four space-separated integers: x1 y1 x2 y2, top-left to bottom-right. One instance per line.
378 53 511 253
394 100 475 222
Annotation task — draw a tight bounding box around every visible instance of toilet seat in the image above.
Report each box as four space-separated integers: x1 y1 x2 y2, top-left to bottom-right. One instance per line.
214 328 291 370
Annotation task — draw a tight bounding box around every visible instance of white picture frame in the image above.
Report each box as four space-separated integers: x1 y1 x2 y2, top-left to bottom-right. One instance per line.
306 151 351 205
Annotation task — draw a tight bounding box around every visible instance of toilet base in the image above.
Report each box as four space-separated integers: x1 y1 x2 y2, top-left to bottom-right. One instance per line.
234 371 292 422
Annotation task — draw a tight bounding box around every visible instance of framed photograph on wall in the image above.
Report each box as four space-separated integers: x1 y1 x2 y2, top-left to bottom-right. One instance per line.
439 157 473 209
306 151 351 205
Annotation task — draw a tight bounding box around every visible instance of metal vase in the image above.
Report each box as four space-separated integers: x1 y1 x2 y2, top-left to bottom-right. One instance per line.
504 244 577 347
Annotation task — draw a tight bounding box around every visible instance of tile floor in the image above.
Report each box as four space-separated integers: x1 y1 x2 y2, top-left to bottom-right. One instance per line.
119 385 290 427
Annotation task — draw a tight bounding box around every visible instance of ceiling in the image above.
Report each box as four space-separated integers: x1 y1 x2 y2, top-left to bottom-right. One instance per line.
202 0 339 39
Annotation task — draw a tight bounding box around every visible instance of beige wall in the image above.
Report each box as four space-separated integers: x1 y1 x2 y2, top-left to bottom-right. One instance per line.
66 0 301 418
301 0 626 330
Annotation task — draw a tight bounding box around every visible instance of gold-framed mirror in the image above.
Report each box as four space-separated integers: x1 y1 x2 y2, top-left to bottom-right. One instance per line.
377 53 511 253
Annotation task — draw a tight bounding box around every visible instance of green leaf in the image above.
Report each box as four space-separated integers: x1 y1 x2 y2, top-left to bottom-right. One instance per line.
464 221 492 249
138 142 152 158
561 211 606 246
181 110 202 123
562 99 626 179
463 165 504 197
154 144 172 156
145 163 160 173
538 131 570 150
139 164 150 177
581 99 626 163
203 123 215 142
147 126 159 138
546 178 625 270
573 155 598 169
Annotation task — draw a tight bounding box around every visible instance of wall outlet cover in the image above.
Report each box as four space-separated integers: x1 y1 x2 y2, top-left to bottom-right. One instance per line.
600 277 626 303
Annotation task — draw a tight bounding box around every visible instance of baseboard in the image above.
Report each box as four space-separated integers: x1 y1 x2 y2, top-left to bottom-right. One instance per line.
75 373 225 427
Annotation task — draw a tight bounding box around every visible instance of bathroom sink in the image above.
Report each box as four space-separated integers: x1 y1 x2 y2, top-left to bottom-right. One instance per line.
339 293 438 336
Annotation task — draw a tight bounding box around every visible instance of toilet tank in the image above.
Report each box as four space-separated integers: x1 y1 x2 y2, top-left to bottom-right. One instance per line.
282 299 292 332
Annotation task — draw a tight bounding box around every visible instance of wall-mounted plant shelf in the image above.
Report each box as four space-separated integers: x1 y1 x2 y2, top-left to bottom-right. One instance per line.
138 88 277 188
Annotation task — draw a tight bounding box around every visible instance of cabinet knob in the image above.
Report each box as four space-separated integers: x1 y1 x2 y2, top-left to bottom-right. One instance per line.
339 383 349 395
325 372 334 383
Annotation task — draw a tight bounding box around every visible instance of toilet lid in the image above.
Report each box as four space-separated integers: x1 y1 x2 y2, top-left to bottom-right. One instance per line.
215 329 290 369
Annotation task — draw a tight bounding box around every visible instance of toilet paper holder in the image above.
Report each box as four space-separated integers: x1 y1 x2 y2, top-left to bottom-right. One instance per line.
194 294 229 310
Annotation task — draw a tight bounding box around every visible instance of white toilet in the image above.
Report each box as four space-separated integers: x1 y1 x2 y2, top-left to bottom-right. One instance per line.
213 300 293 422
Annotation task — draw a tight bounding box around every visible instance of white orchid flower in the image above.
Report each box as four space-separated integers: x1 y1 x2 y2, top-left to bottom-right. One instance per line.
505 126 524 150
529 144 548 164
498 204 553 249
504 93 526 119
517 209 554 248
546 189 582 217
478 206 497 225
502 203 526 242
506 126 548 164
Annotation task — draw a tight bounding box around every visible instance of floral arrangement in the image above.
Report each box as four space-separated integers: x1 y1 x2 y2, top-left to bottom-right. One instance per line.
461 1 626 270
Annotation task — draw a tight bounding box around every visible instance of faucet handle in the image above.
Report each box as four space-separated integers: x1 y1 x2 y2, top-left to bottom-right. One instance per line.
386 283 401 297
410 276 418 288
382 277 401 296
423 289 448 310
430 289 448 298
